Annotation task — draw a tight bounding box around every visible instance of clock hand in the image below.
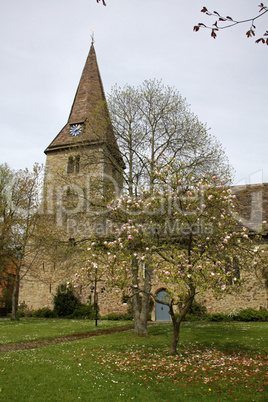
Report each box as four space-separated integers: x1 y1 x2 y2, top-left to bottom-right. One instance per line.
73 127 80 135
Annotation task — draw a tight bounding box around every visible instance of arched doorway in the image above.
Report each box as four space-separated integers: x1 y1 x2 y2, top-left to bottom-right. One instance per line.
155 289 170 321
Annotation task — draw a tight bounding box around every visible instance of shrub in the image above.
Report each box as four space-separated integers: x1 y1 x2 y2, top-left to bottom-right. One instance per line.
174 305 268 322
202 308 268 322
227 308 241 319
32 308 56 318
183 314 203 322
101 312 133 321
68 305 95 319
104 313 121 320
205 313 230 322
53 284 81 317
188 301 207 316
234 308 268 322
181 301 207 321
17 310 26 318
17 301 32 317
175 307 268 322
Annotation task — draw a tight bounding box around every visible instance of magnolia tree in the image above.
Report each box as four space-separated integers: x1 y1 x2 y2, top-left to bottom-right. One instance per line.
74 206 157 336
149 167 266 353
74 162 266 353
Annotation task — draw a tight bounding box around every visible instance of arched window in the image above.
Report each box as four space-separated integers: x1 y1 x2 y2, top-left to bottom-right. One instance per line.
67 156 74 173
67 155 80 173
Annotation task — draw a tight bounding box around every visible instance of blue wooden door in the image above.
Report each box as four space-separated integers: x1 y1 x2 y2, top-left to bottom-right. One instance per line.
155 289 170 321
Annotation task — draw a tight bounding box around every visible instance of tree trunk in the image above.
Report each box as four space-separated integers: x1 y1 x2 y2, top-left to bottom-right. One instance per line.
150 129 155 192
11 267 20 320
128 129 133 196
169 289 195 354
133 309 148 336
170 320 181 355
131 256 152 336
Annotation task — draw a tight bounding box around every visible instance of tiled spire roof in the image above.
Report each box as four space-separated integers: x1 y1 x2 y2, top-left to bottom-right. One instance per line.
67 43 106 124
45 43 124 167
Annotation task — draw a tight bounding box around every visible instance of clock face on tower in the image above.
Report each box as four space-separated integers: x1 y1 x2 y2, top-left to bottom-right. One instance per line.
69 123 83 137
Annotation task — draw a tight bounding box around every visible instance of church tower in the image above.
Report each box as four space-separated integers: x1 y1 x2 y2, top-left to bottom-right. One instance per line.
43 41 124 239
18 42 127 313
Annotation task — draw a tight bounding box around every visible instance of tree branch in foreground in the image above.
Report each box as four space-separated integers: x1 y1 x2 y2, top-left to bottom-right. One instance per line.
194 3 268 45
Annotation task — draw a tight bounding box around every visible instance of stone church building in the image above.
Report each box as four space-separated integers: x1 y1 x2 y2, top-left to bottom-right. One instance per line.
19 41 128 317
18 42 267 320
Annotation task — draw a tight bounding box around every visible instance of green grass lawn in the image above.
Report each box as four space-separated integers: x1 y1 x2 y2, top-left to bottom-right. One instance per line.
0 318 132 345
0 320 267 401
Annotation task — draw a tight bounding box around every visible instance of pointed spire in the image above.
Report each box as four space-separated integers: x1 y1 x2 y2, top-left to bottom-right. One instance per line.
68 42 106 124
45 44 124 167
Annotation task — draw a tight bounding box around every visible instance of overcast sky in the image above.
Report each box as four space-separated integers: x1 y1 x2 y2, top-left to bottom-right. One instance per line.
0 0 267 185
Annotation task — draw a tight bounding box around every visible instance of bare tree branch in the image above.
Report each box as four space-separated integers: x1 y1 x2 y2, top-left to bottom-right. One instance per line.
194 3 268 45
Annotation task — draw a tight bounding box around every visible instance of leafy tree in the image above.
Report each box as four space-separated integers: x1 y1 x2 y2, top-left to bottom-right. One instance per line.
0 164 18 313
0 163 45 319
194 3 268 45
108 80 231 196
0 164 15 267
74 162 267 352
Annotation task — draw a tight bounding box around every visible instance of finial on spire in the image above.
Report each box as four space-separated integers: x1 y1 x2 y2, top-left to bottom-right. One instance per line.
91 27 95 44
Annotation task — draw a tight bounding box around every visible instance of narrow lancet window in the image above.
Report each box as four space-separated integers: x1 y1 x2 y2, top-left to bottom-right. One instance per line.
75 155 80 173
67 156 74 173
